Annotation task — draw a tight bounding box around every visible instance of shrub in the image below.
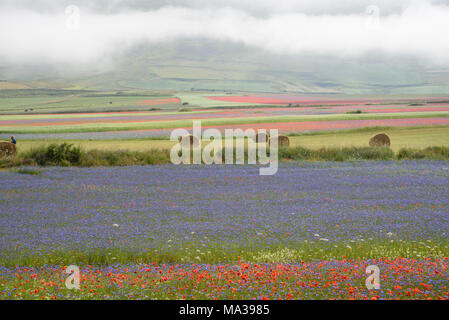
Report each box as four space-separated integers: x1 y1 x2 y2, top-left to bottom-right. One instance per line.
278 146 395 161
1 143 448 168
78 149 171 167
346 146 394 160
423 146 449 159
24 143 81 166
397 148 412 160
278 146 314 160
346 110 363 114
398 146 449 160
15 168 42 175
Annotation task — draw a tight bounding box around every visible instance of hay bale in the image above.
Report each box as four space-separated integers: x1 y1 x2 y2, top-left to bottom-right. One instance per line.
178 134 200 147
0 142 17 157
253 132 269 143
369 133 391 147
269 135 290 147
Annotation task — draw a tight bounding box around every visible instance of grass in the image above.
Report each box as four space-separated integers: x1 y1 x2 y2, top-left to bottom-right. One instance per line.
0 109 217 121
1 144 172 167
0 91 178 114
12 168 42 175
2 238 448 268
2 111 449 134
9 126 449 152
178 93 257 107
1 143 448 168
14 139 176 153
6 257 448 300
288 126 449 151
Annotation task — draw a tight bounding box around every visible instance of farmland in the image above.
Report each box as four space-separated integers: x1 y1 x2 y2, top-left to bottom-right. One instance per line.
4 0 449 304
2 93 449 137
7 126 449 153
1 162 449 299
1 91 449 301
0 90 180 115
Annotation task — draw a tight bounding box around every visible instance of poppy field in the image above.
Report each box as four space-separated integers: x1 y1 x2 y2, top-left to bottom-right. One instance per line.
2 93 449 138
205 94 449 106
1 161 449 300
2 258 449 300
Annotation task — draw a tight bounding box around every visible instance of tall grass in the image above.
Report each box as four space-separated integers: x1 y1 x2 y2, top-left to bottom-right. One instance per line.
397 146 449 160
1 143 448 168
12 143 171 167
24 143 82 166
278 146 396 161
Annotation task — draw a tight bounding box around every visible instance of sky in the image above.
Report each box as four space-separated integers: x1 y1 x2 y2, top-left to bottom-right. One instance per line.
1 0 449 68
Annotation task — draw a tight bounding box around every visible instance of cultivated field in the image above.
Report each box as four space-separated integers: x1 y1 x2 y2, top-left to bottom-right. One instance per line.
4 0 449 304
0 90 180 115
1 162 448 299
1 91 449 300
2 93 449 137
7 126 449 153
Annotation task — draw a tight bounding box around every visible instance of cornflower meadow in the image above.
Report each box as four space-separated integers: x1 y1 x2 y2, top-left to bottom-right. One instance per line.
1 161 449 299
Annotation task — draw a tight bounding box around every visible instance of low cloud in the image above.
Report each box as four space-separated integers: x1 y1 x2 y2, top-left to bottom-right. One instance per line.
1 1 449 67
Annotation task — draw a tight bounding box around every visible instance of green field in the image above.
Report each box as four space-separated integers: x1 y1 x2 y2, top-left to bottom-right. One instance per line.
177 93 258 107
9 126 449 153
291 126 449 151
0 90 179 114
0 109 222 121
2 111 449 134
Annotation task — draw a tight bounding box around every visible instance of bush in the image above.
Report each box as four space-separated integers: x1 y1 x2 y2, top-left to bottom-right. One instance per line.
23 143 81 166
1 143 448 168
345 146 394 160
398 146 449 160
15 168 42 175
278 146 394 161
76 149 171 167
423 146 449 159
346 110 363 114
279 146 314 160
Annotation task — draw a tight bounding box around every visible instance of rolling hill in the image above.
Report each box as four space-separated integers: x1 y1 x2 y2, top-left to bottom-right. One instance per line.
1 40 449 95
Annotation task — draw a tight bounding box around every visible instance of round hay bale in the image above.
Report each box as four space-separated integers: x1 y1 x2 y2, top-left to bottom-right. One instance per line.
178 134 200 147
269 135 290 147
369 133 391 147
253 132 269 143
0 142 17 158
